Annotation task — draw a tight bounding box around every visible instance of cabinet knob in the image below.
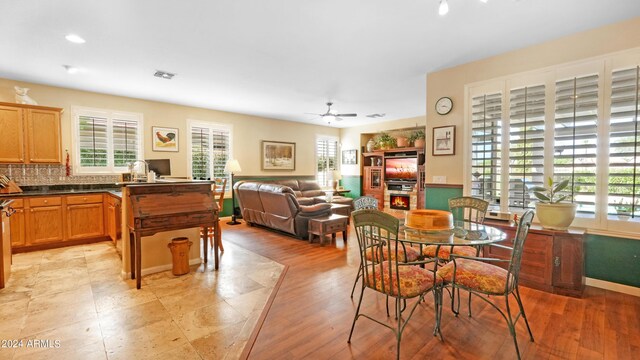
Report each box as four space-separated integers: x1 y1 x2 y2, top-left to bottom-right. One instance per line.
44 200 48 203
83 197 87 201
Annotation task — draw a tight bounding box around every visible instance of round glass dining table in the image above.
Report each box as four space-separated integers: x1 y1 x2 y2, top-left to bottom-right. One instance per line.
401 221 507 248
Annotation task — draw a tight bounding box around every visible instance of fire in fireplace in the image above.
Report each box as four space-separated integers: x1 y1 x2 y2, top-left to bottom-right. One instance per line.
390 194 410 210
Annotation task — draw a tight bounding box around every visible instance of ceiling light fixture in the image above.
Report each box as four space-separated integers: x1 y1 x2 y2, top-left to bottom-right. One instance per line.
366 113 386 118
438 0 449 16
154 70 176 80
65 34 86 44
63 65 79 74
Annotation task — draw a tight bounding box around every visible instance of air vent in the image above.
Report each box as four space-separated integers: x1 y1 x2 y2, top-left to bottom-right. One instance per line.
366 113 386 118
154 70 176 80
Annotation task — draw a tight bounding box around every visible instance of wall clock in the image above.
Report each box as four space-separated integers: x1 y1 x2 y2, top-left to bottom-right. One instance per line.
435 97 453 115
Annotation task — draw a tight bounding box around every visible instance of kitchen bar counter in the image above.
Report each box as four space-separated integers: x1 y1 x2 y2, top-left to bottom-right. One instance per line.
0 184 122 199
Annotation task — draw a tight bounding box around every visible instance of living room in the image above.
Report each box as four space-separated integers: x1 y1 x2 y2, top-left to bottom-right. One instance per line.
1 1 640 359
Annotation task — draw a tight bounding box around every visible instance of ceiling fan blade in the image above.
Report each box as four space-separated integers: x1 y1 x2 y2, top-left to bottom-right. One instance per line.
336 113 357 117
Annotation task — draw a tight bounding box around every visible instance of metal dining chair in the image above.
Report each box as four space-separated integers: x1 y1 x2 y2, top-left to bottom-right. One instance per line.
350 196 379 298
436 210 535 360
201 178 227 251
349 209 442 360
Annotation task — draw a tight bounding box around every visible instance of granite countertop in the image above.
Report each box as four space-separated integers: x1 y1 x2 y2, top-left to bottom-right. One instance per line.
0 184 123 199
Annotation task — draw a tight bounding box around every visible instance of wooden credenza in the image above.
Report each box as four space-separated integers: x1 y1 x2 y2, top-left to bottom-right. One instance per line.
484 221 585 297
127 182 219 289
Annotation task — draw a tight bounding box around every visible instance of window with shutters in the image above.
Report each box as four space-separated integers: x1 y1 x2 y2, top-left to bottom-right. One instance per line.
316 136 338 188
470 92 502 208
609 66 640 219
72 107 143 174
188 121 232 192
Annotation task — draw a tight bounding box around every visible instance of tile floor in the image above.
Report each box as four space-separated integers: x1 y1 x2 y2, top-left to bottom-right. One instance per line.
0 241 284 360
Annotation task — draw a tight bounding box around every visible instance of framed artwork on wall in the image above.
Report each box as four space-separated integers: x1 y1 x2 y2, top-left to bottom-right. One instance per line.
152 126 179 152
432 125 455 156
262 140 296 170
342 149 357 165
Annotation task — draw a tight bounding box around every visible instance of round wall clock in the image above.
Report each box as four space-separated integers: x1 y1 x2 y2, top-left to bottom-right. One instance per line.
435 97 453 115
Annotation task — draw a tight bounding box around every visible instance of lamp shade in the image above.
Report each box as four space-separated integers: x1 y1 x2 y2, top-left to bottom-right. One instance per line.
224 159 242 173
332 170 342 180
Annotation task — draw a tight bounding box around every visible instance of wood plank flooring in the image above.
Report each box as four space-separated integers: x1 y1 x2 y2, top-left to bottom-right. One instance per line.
221 222 640 359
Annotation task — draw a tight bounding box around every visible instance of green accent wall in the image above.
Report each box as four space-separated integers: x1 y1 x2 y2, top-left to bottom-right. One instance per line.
585 234 640 287
424 186 463 211
341 175 361 199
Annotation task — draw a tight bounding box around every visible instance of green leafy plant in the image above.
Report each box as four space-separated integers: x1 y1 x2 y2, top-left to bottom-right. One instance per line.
408 129 425 143
614 200 633 214
375 132 397 149
529 177 571 204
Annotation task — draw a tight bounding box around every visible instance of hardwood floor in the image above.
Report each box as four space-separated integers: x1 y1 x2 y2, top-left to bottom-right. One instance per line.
222 221 640 360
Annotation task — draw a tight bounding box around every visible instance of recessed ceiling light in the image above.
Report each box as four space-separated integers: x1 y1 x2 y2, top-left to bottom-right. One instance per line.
65 34 86 44
154 70 176 80
63 65 79 74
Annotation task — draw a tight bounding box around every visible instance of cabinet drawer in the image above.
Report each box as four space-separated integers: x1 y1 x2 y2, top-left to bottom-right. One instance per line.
106 195 121 206
66 194 103 205
140 212 215 228
29 196 61 207
323 220 347 233
9 199 24 208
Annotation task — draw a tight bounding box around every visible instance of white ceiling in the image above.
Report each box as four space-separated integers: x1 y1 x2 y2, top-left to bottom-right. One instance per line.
1 1 639 128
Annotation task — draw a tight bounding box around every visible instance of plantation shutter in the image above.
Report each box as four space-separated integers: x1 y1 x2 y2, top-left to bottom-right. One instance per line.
211 128 230 191
78 115 108 167
316 138 338 187
508 85 546 209
553 74 599 215
470 92 502 206
608 66 640 218
112 119 139 167
191 126 211 180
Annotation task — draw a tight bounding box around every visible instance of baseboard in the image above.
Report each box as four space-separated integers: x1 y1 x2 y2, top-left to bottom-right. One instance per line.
121 257 203 279
586 277 640 297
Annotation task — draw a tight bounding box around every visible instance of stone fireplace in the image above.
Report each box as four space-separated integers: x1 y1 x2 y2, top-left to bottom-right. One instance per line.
384 182 418 215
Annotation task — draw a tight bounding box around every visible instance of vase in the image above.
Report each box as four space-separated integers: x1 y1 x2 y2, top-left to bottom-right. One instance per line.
396 136 409 148
414 138 425 148
366 138 375 152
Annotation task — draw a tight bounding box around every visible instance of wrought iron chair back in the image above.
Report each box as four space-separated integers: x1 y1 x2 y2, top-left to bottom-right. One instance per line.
506 209 534 293
353 196 379 211
448 196 489 224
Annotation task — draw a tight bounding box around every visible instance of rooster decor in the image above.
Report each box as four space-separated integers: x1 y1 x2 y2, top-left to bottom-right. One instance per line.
156 131 175 144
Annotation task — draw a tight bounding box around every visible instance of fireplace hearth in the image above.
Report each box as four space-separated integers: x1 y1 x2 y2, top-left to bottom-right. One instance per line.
389 194 410 210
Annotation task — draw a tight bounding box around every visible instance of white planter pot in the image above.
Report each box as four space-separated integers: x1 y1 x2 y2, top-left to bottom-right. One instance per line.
535 202 577 230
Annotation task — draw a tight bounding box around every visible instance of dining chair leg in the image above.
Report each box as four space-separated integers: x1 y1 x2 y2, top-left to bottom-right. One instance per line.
514 287 535 342
348 285 366 343
505 294 523 360
350 266 362 298
467 290 473 317
432 287 444 340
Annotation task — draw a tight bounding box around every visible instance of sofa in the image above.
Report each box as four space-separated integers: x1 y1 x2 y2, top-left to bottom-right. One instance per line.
269 179 353 207
234 181 334 238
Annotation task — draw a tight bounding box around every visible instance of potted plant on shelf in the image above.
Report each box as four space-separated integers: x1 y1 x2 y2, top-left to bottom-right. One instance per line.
395 131 410 148
529 177 577 230
409 129 426 148
375 132 397 150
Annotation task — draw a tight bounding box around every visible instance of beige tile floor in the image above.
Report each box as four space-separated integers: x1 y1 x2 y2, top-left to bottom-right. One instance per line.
0 241 284 360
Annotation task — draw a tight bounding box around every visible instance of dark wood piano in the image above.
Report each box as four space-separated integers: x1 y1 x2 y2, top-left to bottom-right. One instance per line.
127 182 220 289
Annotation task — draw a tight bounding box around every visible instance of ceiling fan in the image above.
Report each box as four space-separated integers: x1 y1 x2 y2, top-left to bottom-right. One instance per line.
306 102 357 124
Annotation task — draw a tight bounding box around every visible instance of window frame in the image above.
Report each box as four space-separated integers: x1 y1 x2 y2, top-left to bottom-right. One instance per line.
186 119 233 194
71 106 144 175
315 135 339 188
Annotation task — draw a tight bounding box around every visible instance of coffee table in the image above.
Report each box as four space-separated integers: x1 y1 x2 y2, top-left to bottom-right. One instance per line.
330 203 351 223
308 214 349 246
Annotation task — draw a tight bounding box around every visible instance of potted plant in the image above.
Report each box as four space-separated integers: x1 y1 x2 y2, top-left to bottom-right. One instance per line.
409 129 426 148
394 131 410 148
614 200 633 220
375 132 397 150
529 177 577 230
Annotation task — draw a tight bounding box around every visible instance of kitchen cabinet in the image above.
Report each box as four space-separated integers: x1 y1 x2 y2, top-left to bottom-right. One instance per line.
9 199 25 247
484 221 585 297
27 196 64 245
106 195 122 243
66 195 104 240
0 102 62 164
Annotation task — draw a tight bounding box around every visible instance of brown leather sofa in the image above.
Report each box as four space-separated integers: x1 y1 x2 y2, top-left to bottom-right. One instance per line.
234 181 333 238
271 179 353 207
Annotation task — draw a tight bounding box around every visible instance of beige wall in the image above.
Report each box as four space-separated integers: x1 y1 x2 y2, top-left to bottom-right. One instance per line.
339 115 426 176
0 78 339 177
426 16 640 185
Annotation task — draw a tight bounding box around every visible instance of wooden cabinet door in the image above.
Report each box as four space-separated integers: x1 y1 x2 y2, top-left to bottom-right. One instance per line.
27 206 64 244
25 108 61 163
0 105 25 163
9 208 26 247
552 233 585 296
67 204 104 240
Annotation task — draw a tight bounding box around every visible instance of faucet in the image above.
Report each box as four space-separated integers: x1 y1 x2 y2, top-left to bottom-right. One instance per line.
129 160 148 182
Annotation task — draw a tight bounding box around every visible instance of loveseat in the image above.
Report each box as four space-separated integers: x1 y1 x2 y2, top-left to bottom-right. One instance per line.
234 181 334 238
269 179 353 207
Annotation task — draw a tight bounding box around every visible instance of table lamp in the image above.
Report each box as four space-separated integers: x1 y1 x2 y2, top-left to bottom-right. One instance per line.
224 159 242 225
332 170 342 190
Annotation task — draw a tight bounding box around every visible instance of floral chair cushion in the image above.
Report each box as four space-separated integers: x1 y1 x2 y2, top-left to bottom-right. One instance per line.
436 258 509 295
365 262 439 298
422 245 477 260
365 243 420 263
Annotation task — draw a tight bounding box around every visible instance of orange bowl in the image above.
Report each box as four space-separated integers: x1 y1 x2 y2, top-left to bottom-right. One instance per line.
405 209 453 231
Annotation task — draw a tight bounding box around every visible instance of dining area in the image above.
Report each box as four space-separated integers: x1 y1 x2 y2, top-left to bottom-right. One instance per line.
348 196 535 360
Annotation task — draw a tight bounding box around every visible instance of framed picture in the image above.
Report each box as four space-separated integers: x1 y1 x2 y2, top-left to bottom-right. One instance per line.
432 125 455 156
262 140 296 170
342 149 357 165
152 126 179 152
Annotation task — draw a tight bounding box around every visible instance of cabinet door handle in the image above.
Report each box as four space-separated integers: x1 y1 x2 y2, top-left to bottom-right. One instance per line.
554 256 561 267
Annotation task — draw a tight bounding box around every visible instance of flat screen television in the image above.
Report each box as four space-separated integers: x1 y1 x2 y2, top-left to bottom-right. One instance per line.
385 157 418 182
146 159 171 177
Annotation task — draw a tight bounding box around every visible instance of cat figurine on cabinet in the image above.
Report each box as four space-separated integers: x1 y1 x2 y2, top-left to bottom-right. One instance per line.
14 86 38 105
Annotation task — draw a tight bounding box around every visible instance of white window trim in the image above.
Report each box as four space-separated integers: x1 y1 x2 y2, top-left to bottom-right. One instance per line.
186 119 233 195
464 48 640 236
71 106 144 175
315 135 340 188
